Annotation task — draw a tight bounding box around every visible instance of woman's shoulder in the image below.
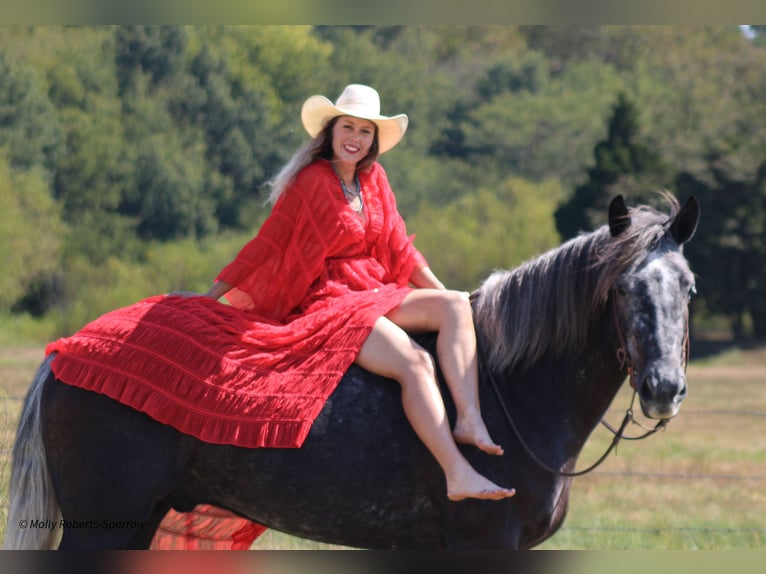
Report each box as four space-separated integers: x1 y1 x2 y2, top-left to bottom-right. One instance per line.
282 161 336 202
295 160 335 185
360 161 389 186
366 161 386 177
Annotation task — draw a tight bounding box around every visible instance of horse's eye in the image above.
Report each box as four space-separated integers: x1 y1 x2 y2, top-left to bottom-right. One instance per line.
688 285 697 300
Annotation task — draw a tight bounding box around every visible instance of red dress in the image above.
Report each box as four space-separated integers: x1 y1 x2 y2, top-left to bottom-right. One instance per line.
46 160 427 450
45 160 428 548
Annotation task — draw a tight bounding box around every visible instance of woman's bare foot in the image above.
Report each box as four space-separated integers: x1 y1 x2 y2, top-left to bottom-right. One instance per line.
453 417 504 456
447 466 516 501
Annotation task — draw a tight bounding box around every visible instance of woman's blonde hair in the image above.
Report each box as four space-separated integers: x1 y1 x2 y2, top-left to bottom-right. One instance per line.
266 116 380 205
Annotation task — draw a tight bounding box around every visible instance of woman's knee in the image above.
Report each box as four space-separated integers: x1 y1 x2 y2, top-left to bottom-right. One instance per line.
441 289 473 324
357 318 435 382
402 347 437 382
384 345 437 387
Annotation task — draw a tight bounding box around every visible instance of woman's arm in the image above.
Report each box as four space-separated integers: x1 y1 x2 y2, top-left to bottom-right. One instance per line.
410 266 446 290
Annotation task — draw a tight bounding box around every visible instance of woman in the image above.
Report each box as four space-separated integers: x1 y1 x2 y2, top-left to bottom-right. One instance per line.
205 84 515 501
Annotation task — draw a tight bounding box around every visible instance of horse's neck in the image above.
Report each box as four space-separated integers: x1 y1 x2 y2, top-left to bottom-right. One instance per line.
486 311 626 458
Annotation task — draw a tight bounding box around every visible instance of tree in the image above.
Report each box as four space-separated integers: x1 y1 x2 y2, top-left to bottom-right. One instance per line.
118 73 217 241
677 161 766 340
476 52 549 100
554 93 669 239
131 133 216 240
114 25 187 96
520 26 606 69
749 25 766 48
0 153 65 314
0 50 63 174
408 176 564 290
430 52 628 194
53 105 131 225
1 24 765 345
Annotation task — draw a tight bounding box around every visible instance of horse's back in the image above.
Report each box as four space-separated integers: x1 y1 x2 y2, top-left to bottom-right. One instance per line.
189 364 454 548
38 337 526 549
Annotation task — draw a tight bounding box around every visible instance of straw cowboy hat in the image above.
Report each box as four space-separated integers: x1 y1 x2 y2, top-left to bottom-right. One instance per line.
301 84 409 154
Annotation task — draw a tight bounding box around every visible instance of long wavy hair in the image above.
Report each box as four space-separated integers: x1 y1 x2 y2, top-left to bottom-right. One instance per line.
266 116 381 205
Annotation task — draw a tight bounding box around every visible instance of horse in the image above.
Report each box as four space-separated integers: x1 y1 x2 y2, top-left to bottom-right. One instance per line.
3 194 700 550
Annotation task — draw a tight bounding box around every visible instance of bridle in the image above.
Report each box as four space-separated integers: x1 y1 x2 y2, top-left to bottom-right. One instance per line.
612 290 691 392
484 289 691 478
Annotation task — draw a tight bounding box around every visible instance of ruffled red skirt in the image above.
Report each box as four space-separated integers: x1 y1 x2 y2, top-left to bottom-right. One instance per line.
46 285 411 449
45 287 412 550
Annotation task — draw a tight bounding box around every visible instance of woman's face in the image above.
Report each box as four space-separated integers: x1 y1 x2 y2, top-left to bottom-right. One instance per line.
331 116 376 169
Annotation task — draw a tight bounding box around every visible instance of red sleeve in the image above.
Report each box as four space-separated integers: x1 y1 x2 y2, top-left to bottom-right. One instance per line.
369 164 428 284
216 165 340 321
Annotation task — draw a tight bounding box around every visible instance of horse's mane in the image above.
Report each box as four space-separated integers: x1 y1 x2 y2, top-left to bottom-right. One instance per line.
473 196 682 373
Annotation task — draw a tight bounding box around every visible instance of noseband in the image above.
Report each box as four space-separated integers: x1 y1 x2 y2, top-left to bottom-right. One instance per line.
484 289 691 478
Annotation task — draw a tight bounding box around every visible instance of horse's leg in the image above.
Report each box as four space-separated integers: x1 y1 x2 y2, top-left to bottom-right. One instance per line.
43 379 191 550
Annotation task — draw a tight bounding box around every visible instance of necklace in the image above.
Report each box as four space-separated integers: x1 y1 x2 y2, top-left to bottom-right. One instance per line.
338 173 364 214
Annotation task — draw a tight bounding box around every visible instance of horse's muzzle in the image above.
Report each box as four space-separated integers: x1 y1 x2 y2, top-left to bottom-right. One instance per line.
636 363 687 419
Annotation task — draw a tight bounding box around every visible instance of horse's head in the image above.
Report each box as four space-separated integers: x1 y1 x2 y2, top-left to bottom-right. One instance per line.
608 195 700 420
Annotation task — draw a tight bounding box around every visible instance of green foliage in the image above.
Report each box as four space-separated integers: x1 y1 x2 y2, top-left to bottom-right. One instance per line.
115 25 188 95
431 55 626 194
408 177 565 290
751 26 766 48
132 133 216 240
520 26 607 67
54 104 130 219
0 25 765 341
0 153 65 313
476 51 549 99
554 93 670 239
0 50 63 173
677 162 766 340
52 229 254 337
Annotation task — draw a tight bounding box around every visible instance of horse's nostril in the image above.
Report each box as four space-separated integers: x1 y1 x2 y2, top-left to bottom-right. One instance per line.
639 378 654 403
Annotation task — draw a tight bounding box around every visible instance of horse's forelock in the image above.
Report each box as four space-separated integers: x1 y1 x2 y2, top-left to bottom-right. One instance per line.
474 197 680 373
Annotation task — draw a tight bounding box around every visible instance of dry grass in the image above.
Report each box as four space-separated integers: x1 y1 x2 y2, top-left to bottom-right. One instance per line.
536 357 766 549
1 345 764 549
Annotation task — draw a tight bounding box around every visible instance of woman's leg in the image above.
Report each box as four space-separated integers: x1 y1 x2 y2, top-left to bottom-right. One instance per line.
386 289 503 455
357 317 515 501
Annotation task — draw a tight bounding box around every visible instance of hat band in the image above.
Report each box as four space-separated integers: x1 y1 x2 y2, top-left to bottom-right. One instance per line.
337 103 381 118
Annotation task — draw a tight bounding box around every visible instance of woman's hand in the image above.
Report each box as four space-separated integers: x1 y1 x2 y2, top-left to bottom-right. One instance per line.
204 281 233 300
166 281 232 300
409 266 447 290
166 291 201 298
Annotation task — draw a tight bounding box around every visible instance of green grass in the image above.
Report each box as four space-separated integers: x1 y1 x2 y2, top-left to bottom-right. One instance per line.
0 313 57 346
1 345 764 549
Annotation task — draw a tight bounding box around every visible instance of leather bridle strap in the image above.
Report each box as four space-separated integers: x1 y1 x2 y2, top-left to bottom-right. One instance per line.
482 291 685 478
485 365 637 478
612 292 637 390
611 291 691 390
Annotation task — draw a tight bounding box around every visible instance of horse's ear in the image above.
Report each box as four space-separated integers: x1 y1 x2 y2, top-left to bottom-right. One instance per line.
608 195 631 237
669 196 701 245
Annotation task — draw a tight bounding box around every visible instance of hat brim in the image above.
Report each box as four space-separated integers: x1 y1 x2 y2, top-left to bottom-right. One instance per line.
301 95 408 154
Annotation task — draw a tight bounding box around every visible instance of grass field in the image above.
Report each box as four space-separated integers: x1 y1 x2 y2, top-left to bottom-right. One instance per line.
1 345 764 549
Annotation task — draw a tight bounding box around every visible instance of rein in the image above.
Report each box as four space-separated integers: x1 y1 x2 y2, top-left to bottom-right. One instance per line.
483 291 690 479
485 367 640 478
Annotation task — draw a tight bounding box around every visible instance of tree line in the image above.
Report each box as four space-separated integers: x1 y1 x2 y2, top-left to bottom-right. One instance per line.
2 25 766 341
